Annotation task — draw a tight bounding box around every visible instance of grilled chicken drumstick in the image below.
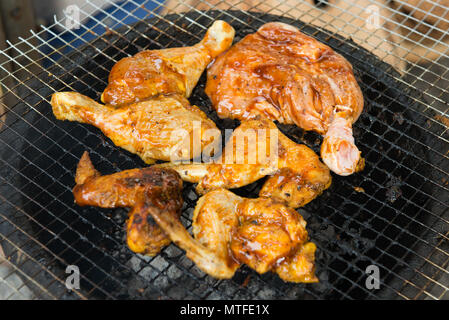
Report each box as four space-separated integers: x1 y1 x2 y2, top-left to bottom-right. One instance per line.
73 152 183 256
206 22 364 176
51 92 218 164
51 20 234 163
102 20 235 106
147 189 317 282
158 118 331 208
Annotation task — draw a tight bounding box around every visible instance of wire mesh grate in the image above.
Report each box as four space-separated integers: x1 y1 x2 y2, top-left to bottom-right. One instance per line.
0 0 448 300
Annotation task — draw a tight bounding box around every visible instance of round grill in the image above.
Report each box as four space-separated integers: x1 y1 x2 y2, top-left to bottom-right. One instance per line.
0 10 448 300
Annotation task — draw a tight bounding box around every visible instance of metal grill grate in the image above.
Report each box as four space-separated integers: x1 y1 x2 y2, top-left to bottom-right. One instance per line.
0 0 448 300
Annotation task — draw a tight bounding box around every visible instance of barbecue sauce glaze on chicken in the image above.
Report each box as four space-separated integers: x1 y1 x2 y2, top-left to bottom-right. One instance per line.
206 22 364 176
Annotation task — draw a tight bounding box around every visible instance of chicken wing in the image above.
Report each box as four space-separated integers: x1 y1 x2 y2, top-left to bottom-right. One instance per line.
157 118 331 208
206 22 364 176
73 152 183 256
145 189 239 279
51 92 219 164
102 20 235 106
146 189 317 282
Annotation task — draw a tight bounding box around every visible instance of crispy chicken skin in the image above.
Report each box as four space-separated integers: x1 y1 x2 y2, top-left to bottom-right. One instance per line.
146 189 239 279
73 152 183 256
206 22 364 175
102 20 235 106
51 92 219 164
147 189 317 282
158 118 331 208
51 21 233 163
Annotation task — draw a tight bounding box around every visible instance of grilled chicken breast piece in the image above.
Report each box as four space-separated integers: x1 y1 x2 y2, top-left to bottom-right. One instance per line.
102 20 235 106
157 118 331 208
147 189 317 282
206 22 364 175
51 92 219 164
73 152 183 256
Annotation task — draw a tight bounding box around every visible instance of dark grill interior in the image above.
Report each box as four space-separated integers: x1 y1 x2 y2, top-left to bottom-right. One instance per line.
0 10 448 300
